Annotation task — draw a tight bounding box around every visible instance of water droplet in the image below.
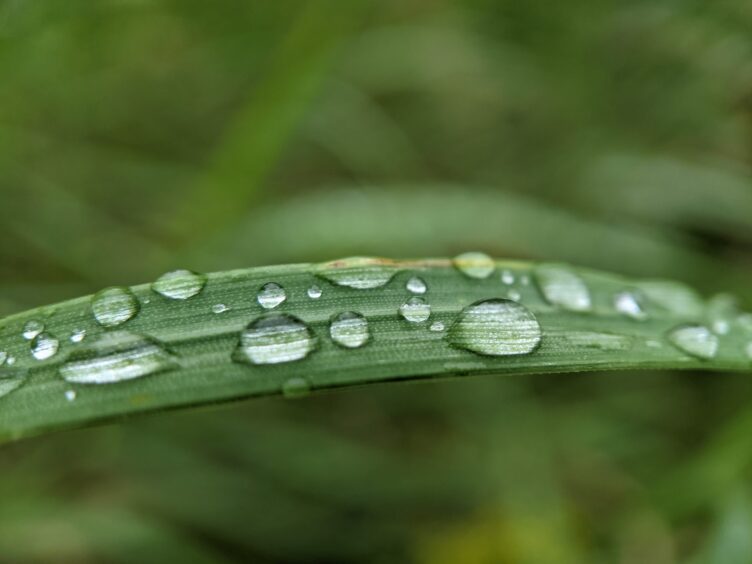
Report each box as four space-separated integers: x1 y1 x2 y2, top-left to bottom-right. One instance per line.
646 339 663 349
70 329 87 344
406 276 427 295
257 283 286 309
564 331 632 351
59 331 178 384
400 297 431 323
152 269 207 300
31 333 59 361
639 281 704 317
449 299 541 357
22 320 44 340
329 312 370 349
707 294 737 336
535 264 592 312
667 325 719 360
92 287 140 328
317 257 401 289
453 252 495 279
507 290 521 302
713 320 731 335
234 314 316 365
746 342 752 360
0 367 26 399
212 303 230 314
520 275 531 286
430 321 445 332
614 291 647 320
65 390 77 402
6 356 16 366
307 285 323 299
282 377 311 399
501 270 515 285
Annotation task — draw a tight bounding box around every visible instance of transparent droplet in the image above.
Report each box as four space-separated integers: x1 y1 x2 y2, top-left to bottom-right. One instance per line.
282 377 312 399
31 333 59 361
406 277 427 295
0 367 27 399
430 321 445 332
507 290 522 302
713 320 731 335
92 287 140 328
152 269 207 300
212 303 230 314
317 257 401 290
707 294 737 336
667 325 719 360
22 320 44 341
520 275 531 286
614 291 647 320
234 314 316 365
501 270 515 285
307 285 323 299
330 312 370 349
59 331 178 385
400 297 431 323
535 264 592 312
257 283 287 309
449 299 542 357
453 252 495 279
6 356 16 366
65 390 77 402
70 329 87 344
639 281 704 317
564 331 632 351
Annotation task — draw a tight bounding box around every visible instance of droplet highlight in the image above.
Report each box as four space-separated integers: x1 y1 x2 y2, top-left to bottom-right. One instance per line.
23 320 45 341
430 321 445 332
307 285 323 299
400 297 431 323
70 329 87 344
535 264 592 312
212 303 230 314
614 291 647 320
257 283 287 309
406 276 427 295
234 314 316 365
152 269 207 300
31 333 59 361
667 325 719 360
330 312 370 349
92 287 140 328
453 252 495 279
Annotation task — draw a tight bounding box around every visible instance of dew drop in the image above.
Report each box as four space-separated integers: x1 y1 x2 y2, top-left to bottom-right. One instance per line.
430 321 445 332
6 356 16 366
307 285 323 299
667 325 719 360
92 287 140 328
400 297 431 323
501 270 515 285
22 320 44 341
152 269 207 300
535 264 592 312
614 291 647 320
453 252 495 279
330 312 370 349
65 390 77 402
70 329 87 344
282 377 312 399
257 283 287 309
212 303 230 314
564 331 632 351
317 257 401 290
31 333 59 361
507 290 522 302
234 314 316 365
406 276 427 295
707 294 737 336
59 331 178 385
746 342 752 360
449 299 542 357
639 281 704 317
520 275 531 286
0 367 26 399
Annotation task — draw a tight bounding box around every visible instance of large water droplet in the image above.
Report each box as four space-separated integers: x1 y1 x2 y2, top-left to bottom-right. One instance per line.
330 312 370 349
234 314 316 365
152 269 207 300
307 285 323 299
535 264 592 312
0 367 26 399
400 297 431 323
317 257 401 290
257 283 287 309
449 299 542 357
667 325 719 360
92 287 140 328
453 252 495 279
22 320 44 341
614 291 647 320
31 333 59 361
59 331 178 384
406 276 427 295
282 377 312 399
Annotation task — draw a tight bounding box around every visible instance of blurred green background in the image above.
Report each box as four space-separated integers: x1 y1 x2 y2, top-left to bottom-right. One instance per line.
2 0 752 562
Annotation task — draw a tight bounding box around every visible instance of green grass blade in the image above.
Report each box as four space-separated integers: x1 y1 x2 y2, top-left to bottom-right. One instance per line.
0 256 749 442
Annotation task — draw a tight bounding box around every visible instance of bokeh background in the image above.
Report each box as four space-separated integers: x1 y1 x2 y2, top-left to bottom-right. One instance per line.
2 0 752 562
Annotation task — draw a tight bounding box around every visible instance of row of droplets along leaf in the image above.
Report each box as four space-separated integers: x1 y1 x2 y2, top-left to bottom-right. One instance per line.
2 255 752 401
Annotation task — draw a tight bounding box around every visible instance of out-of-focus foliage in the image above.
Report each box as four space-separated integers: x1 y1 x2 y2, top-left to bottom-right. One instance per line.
1 0 752 562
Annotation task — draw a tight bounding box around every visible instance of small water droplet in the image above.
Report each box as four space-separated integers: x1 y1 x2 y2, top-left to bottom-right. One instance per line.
647 339 663 349
707 294 737 336
520 275 531 286
713 320 731 335
667 325 719 360
257 283 287 309
31 333 59 361
450 299 542 357
234 314 316 365
430 321 445 332
406 276 427 295
564 331 632 351
507 290 522 302
59 331 178 384
0 351 6 365
92 287 140 328
6 356 16 366
0 367 26 399
70 329 87 344
400 297 431 323
317 257 401 289
330 312 370 349
152 269 207 300
614 291 647 320
535 264 592 312
212 303 230 314
65 390 77 402
307 285 323 299
501 270 515 285
282 377 311 399
746 342 752 360
22 320 44 340
639 281 704 317
453 252 495 279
